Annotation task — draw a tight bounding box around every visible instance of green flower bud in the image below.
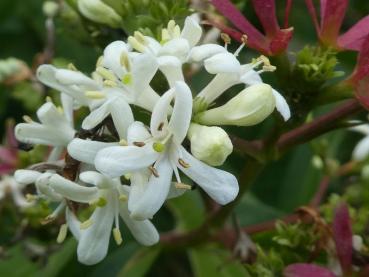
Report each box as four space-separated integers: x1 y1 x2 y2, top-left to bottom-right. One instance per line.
195 84 275 126
43 1 59 17
187 123 233 166
77 0 123 28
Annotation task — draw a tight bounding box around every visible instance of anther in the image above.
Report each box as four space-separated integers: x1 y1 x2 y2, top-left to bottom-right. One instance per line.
119 194 128 201
134 31 147 45
46 96 53 103
89 197 107 207
175 183 192 190
149 166 159 177
121 73 132 85
26 193 37 202
157 122 164 131
96 66 116 81
119 139 128 146
23 115 33 123
68 63 78 71
56 224 68 243
41 215 56 225
133 141 145 147
96 56 103 68
178 158 190 168
113 227 123 245
85 90 106 99
120 53 131 71
103 80 117 87
80 219 93 230
221 33 231 48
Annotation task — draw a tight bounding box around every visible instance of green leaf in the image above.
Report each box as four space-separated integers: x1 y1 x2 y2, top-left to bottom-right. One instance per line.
117 246 161 277
0 244 39 276
189 245 250 277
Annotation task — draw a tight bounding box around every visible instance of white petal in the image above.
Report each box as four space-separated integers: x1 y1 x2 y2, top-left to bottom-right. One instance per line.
188 44 226 62
272 89 291 121
55 69 98 87
79 171 112 189
68 138 117 164
130 156 173 220
350 125 369 135
66 208 81 240
61 93 74 125
181 16 202 47
109 97 134 139
132 53 158 98
177 146 239 205
15 123 74 146
127 122 152 145
102 41 129 75
134 86 160 112
158 56 184 87
159 38 190 61
167 182 187 199
49 174 99 203
128 170 150 212
37 102 70 128
77 197 114 265
204 52 241 74
95 145 159 178
14 169 41 185
150 88 174 138
168 81 193 144
82 101 110 131
353 137 369 161
35 173 63 201
119 202 159 246
240 66 263 85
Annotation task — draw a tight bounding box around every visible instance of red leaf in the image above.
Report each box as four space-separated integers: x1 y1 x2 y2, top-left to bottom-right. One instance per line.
252 0 279 36
338 15 369 51
320 0 348 45
332 202 352 273
284 263 336 277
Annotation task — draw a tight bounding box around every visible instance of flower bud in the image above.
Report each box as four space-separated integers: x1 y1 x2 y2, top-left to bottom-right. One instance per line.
187 123 233 166
77 0 122 28
195 84 275 126
43 1 59 17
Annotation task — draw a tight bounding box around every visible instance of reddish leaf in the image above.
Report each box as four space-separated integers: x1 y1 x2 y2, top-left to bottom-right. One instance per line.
332 203 352 273
352 35 369 82
355 75 369 110
252 0 279 36
270 27 294 55
284 263 336 277
338 15 369 51
284 0 293 28
320 0 348 45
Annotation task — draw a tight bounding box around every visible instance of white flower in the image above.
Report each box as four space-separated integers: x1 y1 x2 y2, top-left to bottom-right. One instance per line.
15 98 75 147
95 81 239 220
195 84 276 126
0 175 32 208
187 123 233 166
189 45 291 121
49 171 159 265
351 124 369 160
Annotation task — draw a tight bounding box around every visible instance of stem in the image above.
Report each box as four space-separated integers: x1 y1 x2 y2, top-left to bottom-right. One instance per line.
277 99 363 153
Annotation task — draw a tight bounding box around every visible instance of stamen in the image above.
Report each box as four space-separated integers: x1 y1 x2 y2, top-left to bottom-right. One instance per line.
149 166 159 177
96 66 116 81
26 193 38 202
96 56 103 68
234 34 248 57
262 65 276 72
153 142 165 152
23 115 33 123
175 183 192 190
56 224 68 243
124 173 131 180
113 227 123 245
121 73 132 85
89 197 107 207
46 96 53 103
41 215 56 225
128 37 146 53
220 33 231 49
134 31 147 45
167 20 176 32
161 29 170 44
68 63 78 71
80 219 93 230
119 139 128 146
173 25 181 37
119 194 128 201
120 52 131 71
133 141 145 147
57 106 64 114
157 122 164 131
178 158 190 168
85 90 105 99
103 80 118 87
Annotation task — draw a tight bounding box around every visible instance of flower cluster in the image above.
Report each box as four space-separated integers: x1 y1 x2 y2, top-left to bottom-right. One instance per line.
13 16 290 265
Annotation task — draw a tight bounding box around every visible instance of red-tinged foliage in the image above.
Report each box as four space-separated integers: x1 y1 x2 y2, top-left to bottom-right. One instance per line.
284 263 336 277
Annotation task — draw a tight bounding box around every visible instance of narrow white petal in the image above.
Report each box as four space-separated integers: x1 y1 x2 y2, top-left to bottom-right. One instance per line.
177 146 239 205
158 56 184 87
188 44 226 62
49 174 99 203
168 81 193 144
240 66 263 85
79 171 112 189
95 145 159 178
61 93 74 125
353 137 369 161
37 102 70 128
68 138 117 164
159 38 190 61
181 16 202 47
102 40 129 75
77 197 114 265
35 172 63 201
272 89 291 121
167 182 187 199
350 125 369 135
15 123 74 146
127 122 152 145
109 97 134 139
82 101 110 131
14 169 41 185
150 88 174 138
55 69 98 87
134 86 160 112
132 53 158 98
128 170 150 212
119 202 159 246
66 208 81 240
130 156 173 220
204 52 241 74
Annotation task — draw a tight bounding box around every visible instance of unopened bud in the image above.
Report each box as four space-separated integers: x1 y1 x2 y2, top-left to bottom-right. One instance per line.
195 84 275 126
77 0 122 28
187 123 233 166
43 1 59 17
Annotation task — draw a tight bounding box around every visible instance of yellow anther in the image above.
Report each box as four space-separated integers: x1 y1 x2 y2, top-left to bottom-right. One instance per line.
259 55 271 66
167 20 176 31
26 193 37 202
41 215 56 225
161 29 170 44
89 197 107 207
134 31 147 44
68 63 78 71
103 80 118 87
56 224 68 243
119 194 128 201
262 65 276 72
85 90 106 99
128 36 146 53
175 183 192 190
124 173 132 180
80 219 93 230
121 73 132 85
96 56 103 68
46 96 53 103
173 25 181 37
178 158 190 168
119 139 128 146
149 166 159 177
120 53 131 71
96 66 116 81
23 115 33 123
113 228 123 245
221 33 231 45
153 142 165 153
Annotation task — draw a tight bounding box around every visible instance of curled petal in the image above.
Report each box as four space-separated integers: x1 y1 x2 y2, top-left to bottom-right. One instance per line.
204 52 241 74
132 53 159 99
272 89 291 121
150 88 174 138
14 169 41 185
158 56 184 87
181 16 202 47
352 136 369 161
188 44 227 62
102 41 129 75
127 121 152 145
